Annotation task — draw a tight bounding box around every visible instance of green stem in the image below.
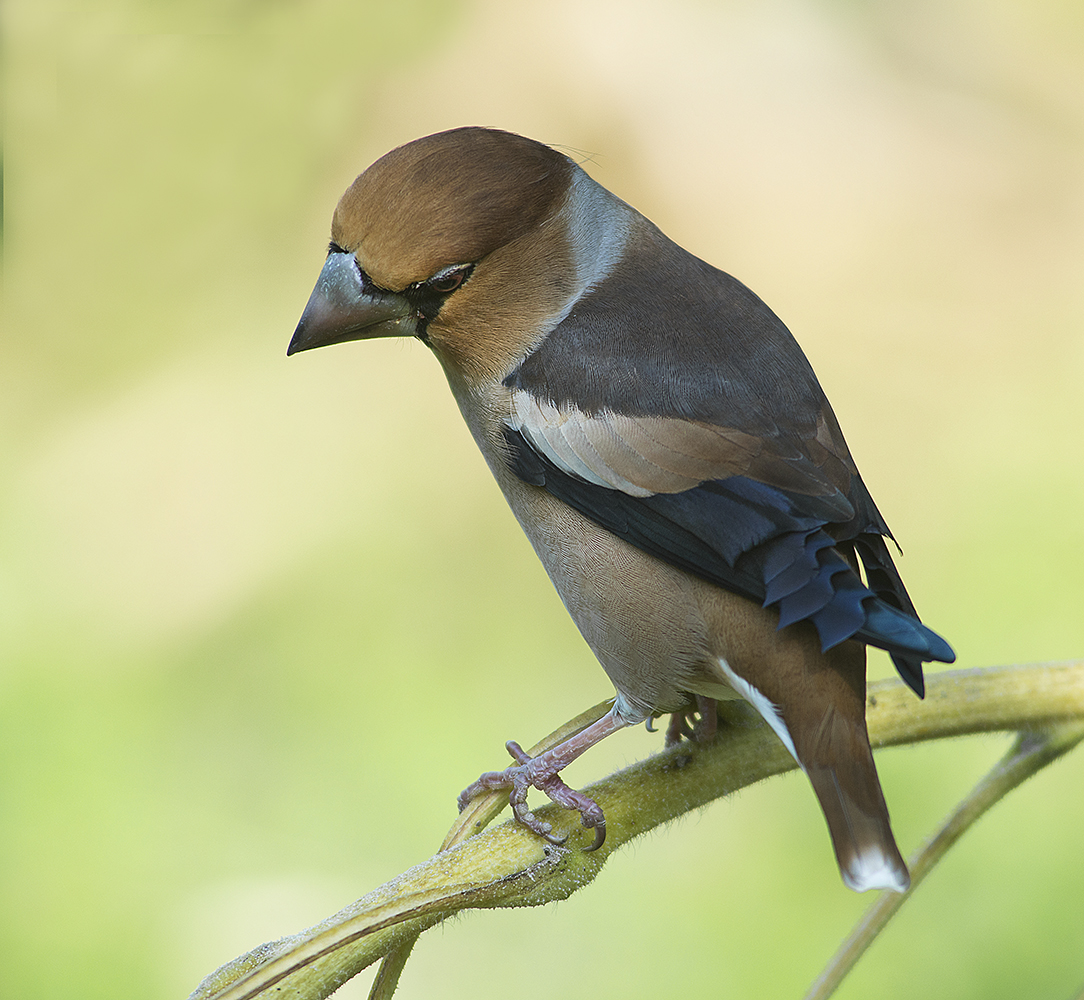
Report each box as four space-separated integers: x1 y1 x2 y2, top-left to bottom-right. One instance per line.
367 701 614 1000
186 661 1084 1000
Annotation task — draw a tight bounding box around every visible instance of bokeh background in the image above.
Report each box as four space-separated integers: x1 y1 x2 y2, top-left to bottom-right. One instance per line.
4 1 1084 997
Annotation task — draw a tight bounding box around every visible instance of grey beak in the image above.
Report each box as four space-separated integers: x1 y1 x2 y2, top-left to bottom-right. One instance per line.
287 252 414 355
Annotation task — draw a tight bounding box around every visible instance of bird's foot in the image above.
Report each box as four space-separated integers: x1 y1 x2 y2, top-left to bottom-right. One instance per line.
458 709 629 851
458 740 607 850
664 695 719 747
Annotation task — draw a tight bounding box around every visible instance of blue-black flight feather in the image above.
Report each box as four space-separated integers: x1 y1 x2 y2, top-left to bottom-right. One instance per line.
503 426 953 697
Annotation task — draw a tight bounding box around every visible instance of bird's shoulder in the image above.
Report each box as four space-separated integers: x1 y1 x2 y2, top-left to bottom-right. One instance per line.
503 222 860 513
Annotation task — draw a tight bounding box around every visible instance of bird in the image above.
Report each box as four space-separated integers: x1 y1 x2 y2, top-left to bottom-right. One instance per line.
288 126 954 893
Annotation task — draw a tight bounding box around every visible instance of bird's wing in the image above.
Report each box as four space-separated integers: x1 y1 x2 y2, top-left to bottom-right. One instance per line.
501 232 953 689
509 388 856 506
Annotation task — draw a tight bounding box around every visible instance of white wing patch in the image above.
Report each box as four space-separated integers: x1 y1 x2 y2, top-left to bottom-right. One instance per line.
507 389 765 497
509 392 654 495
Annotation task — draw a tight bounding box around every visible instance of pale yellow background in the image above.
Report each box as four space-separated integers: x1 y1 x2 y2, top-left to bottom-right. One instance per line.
3 1 1083 997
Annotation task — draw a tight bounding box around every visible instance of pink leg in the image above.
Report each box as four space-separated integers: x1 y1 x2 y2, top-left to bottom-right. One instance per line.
664 695 718 747
458 709 628 850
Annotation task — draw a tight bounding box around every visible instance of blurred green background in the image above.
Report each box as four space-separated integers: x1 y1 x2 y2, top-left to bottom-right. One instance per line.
3 1 1084 997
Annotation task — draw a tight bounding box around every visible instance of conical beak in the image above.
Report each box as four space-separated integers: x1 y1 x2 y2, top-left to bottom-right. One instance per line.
287 252 414 355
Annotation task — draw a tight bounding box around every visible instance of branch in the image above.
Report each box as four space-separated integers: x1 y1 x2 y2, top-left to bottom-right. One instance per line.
187 661 1084 1000
804 717 1084 1000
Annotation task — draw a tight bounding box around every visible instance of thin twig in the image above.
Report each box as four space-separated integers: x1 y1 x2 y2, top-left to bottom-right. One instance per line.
804 718 1084 1000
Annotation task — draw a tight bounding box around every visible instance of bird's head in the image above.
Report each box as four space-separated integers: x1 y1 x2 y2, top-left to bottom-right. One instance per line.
288 127 584 381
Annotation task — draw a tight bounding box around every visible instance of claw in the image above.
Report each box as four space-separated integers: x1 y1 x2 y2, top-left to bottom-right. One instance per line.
584 823 606 852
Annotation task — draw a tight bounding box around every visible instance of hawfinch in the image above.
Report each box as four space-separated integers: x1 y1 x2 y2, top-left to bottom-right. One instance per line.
289 127 954 893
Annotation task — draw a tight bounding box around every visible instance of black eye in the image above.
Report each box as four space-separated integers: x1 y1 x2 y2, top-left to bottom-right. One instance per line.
426 265 471 294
